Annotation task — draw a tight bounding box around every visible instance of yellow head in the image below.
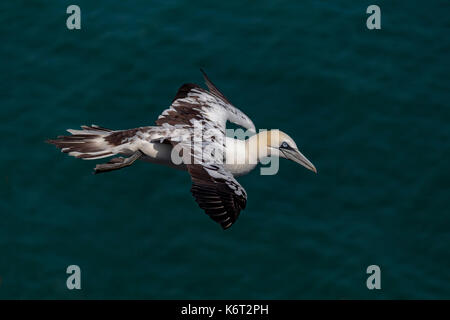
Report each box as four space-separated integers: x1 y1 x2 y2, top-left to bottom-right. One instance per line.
260 129 317 173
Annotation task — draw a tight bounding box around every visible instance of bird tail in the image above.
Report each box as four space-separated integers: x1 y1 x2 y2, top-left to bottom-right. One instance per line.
46 125 125 160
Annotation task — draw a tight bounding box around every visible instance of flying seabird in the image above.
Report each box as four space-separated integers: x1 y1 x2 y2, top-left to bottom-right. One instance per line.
47 70 317 229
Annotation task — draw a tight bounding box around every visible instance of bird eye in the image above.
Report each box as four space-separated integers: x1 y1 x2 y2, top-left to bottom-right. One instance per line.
281 142 289 148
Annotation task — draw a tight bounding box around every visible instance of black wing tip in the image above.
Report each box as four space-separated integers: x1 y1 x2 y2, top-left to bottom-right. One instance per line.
199 68 211 83
221 223 233 230
198 68 231 104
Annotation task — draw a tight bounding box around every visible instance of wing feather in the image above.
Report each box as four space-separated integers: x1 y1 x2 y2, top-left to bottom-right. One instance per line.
188 163 247 229
156 70 255 133
153 71 253 229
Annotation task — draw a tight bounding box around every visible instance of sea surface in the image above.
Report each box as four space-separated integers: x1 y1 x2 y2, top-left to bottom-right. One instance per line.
1 0 449 299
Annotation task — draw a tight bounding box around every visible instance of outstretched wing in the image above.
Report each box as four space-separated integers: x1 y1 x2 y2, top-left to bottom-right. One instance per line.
156 70 255 133
200 68 232 105
154 71 253 229
188 163 247 230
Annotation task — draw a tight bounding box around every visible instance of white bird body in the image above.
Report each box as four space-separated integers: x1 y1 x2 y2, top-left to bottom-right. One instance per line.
48 70 316 230
108 132 264 177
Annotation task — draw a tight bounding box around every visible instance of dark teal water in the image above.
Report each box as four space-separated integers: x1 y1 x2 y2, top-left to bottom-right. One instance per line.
1 1 449 299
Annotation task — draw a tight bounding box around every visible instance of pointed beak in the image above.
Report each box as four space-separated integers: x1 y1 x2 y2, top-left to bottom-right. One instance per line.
281 148 317 173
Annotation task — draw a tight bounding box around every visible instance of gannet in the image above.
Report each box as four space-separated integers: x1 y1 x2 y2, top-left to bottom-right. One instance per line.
47 70 317 229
